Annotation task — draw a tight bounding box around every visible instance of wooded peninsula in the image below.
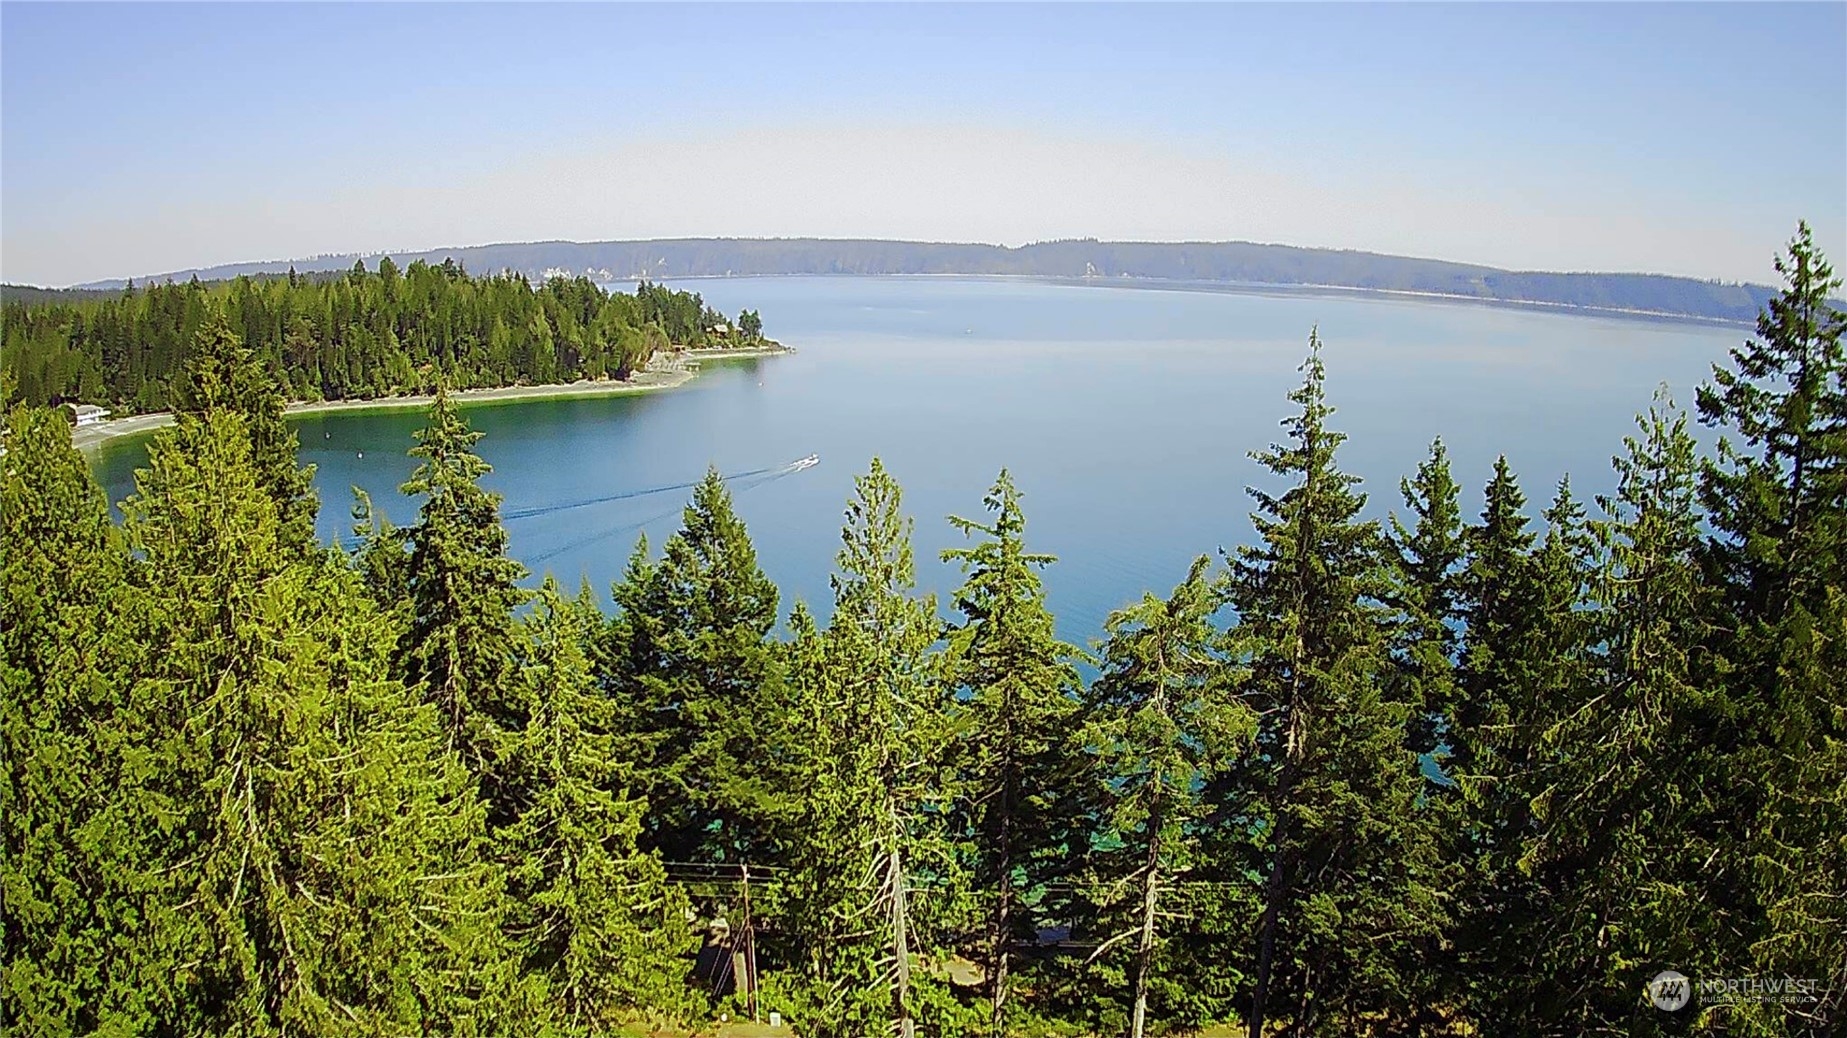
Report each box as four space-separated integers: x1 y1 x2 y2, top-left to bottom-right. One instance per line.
2 224 1842 1037
1 260 774 416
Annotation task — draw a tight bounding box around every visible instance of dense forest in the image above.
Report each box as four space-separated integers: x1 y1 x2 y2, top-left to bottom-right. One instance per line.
3 224 1842 1038
70 236 1801 324
0 260 771 414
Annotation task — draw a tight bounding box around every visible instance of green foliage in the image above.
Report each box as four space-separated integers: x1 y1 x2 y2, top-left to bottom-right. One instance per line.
1224 334 1448 1037
175 312 318 550
1081 555 1251 1038
503 581 701 1028
398 386 528 800
602 469 784 864
941 469 1085 1028
776 459 962 1037
1 263 735 414
1695 221 1847 1035
1 407 141 1035
5 225 1843 1037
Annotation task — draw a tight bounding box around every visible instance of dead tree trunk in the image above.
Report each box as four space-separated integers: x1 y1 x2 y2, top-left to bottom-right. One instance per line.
1130 778 1165 1038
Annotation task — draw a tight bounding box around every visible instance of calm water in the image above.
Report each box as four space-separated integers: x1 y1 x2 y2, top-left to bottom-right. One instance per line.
93 277 1743 641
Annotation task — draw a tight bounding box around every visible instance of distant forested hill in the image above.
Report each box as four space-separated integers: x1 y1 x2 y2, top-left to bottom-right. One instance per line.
72 237 1789 323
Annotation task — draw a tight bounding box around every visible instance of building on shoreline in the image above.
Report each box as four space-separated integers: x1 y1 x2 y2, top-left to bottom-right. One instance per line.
68 403 111 427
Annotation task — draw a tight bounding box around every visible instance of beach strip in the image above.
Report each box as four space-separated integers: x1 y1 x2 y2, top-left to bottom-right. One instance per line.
69 344 792 452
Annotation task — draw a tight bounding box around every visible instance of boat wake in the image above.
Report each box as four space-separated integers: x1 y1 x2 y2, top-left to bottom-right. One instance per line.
523 454 821 564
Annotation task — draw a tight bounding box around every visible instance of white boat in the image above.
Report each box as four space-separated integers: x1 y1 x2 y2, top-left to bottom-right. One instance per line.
795 453 820 469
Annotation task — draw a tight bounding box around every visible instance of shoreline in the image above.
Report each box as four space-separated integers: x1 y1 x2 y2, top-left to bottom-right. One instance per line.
71 343 793 452
643 272 1760 329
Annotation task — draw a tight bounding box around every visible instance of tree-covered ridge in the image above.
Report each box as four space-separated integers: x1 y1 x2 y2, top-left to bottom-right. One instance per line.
63 236 1810 324
1 258 775 415
3 224 1842 1037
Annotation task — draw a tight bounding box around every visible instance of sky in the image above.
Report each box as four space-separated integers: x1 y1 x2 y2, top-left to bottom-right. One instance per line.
2 2 1843 288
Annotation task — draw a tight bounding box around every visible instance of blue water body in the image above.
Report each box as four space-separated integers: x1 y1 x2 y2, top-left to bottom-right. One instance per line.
91 277 1743 642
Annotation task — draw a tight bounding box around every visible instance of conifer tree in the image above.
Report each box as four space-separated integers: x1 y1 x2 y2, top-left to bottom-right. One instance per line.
1512 389 1725 1032
1226 335 1445 1037
940 469 1084 1030
118 408 518 1033
1448 464 1608 1033
0 407 145 1034
782 460 959 1037
504 580 699 1028
1386 438 1465 760
603 468 783 864
1696 223 1846 1033
174 313 318 550
1082 556 1247 1038
398 385 526 803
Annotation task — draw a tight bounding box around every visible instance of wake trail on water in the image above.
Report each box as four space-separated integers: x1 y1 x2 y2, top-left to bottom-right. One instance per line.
502 462 785 522
525 456 818 565
333 456 819 556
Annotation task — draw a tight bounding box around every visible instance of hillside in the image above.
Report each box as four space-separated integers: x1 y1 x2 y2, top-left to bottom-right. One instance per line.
70 238 1785 324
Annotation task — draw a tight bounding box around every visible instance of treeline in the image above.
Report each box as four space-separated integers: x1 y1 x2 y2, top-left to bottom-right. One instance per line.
90 236 1793 324
3 225 1842 1038
0 259 769 415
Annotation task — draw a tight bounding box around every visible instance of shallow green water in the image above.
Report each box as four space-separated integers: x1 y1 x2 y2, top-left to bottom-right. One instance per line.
93 276 1742 640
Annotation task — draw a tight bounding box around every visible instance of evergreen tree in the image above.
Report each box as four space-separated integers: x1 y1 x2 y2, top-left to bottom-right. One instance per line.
1505 389 1724 1034
1386 438 1465 761
782 460 961 1037
174 312 318 550
603 468 784 864
503 580 699 1028
1082 556 1248 1038
398 386 526 803
117 409 518 1033
940 469 1084 1031
1695 223 1846 1034
0 408 145 1035
1226 336 1445 1037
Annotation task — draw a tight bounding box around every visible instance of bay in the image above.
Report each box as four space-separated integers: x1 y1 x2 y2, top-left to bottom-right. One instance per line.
92 276 1743 641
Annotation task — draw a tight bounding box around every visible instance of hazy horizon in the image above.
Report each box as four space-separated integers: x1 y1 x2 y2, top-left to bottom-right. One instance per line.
4 3 1844 288
53 232 1806 291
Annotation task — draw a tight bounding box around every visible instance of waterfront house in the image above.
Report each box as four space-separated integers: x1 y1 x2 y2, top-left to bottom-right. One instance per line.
68 403 111 427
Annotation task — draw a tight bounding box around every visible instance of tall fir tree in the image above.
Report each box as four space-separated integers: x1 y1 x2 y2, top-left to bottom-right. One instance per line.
502 580 700 1028
1510 389 1724 1034
117 407 518 1033
1386 438 1465 762
1082 556 1249 1038
174 312 318 551
940 469 1084 1031
398 385 527 806
602 468 784 864
781 460 962 1037
1695 223 1846 1034
1226 335 1446 1037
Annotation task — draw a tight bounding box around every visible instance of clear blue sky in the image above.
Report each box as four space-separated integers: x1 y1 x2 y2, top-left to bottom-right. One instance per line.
3 2 1842 286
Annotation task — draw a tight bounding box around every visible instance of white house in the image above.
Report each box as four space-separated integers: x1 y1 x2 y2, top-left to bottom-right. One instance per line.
68 403 111 427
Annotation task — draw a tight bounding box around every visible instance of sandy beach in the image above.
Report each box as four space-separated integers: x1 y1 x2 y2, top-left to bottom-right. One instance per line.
68 344 792 452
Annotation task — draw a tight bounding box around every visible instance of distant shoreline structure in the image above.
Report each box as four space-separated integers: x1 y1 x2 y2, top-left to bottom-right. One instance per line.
44 236 1802 326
